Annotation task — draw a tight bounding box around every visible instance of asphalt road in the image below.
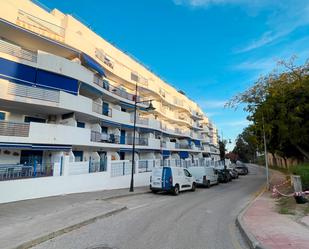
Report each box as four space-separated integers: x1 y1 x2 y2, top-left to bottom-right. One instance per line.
35 165 266 249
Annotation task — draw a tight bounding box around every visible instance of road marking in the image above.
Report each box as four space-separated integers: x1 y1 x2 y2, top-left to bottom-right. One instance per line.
229 223 245 249
129 203 149 210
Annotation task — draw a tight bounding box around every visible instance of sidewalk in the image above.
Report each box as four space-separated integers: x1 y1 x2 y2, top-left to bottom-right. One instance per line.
0 187 149 249
239 170 309 249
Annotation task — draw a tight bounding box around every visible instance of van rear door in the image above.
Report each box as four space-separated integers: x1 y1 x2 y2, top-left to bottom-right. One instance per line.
162 167 172 190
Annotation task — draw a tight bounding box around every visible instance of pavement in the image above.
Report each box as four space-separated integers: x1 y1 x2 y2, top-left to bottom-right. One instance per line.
0 187 149 249
238 168 309 249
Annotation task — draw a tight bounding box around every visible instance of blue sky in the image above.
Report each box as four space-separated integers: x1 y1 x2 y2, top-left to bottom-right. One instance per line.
40 0 309 150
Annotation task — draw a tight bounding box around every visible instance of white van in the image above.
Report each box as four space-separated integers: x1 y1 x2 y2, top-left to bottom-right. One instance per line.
187 166 218 187
150 166 196 195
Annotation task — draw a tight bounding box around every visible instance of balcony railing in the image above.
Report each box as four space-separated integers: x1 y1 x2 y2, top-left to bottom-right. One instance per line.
92 102 112 117
16 10 65 42
0 162 54 181
7 82 60 103
0 39 37 62
131 115 149 126
175 143 191 149
91 131 148 146
0 121 30 137
93 76 141 102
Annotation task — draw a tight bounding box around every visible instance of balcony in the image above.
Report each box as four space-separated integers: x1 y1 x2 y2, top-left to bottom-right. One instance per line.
16 10 65 42
0 39 37 62
91 131 148 146
0 121 30 137
131 115 149 126
92 102 112 117
7 81 60 103
93 76 140 102
175 143 191 149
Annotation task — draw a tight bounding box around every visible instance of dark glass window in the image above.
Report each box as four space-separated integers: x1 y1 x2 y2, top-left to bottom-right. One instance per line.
77 121 85 128
0 112 5 121
24 116 46 123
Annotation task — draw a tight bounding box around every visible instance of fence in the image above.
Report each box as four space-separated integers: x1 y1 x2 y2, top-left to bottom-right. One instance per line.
0 163 54 181
91 131 148 146
0 39 37 62
93 76 140 102
138 159 160 173
0 121 30 137
111 160 132 177
7 82 60 103
17 10 65 42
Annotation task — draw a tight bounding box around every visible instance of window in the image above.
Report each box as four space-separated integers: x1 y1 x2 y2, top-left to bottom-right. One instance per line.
24 116 46 123
101 126 108 133
77 121 85 128
102 102 109 116
62 112 74 120
0 112 5 121
183 169 191 177
73 151 83 162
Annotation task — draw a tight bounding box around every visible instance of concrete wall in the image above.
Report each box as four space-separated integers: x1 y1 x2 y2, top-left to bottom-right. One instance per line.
0 170 151 203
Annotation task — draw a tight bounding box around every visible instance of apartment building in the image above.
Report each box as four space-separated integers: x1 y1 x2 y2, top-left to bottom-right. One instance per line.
0 0 220 203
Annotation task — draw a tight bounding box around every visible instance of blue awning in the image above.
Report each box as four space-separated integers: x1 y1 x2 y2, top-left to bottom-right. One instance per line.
162 150 170 158
81 53 106 77
0 143 72 151
179 151 189 159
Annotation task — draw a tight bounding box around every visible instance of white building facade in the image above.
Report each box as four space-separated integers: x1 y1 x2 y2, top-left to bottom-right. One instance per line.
0 0 220 203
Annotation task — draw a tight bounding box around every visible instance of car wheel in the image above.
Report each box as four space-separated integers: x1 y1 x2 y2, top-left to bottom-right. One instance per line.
191 183 196 192
173 185 180 195
151 189 159 194
206 180 210 188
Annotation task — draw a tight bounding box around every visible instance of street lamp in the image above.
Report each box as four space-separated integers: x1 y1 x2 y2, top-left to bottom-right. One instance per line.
262 114 269 190
129 82 155 192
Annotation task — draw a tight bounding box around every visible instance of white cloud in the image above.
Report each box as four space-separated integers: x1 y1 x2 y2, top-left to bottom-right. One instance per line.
232 57 277 72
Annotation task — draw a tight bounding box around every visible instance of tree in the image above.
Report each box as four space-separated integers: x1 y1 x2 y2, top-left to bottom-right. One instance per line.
227 57 309 161
219 140 226 161
233 126 258 163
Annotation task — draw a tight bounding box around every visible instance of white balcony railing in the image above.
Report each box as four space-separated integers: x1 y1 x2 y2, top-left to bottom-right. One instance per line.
0 39 37 62
17 10 65 42
0 121 30 137
7 82 60 103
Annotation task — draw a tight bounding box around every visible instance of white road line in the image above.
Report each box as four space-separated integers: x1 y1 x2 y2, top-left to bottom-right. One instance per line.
129 204 149 210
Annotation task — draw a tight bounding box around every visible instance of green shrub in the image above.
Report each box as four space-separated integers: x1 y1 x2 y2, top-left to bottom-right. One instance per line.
291 164 309 190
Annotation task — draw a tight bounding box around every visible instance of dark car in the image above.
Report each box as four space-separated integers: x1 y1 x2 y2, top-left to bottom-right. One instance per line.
228 168 239 179
234 165 249 175
216 169 231 183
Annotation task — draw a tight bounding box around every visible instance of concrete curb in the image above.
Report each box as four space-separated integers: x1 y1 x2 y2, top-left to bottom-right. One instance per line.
14 206 128 249
236 185 269 249
100 190 151 201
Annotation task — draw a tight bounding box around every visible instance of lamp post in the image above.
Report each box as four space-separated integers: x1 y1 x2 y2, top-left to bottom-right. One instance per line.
262 114 269 190
129 82 155 192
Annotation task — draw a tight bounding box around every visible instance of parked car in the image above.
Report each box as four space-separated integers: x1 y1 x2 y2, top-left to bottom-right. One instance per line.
234 165 249 175
187 166 218 187
216 168 231 183
150 167 196 195
228 168 239 179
